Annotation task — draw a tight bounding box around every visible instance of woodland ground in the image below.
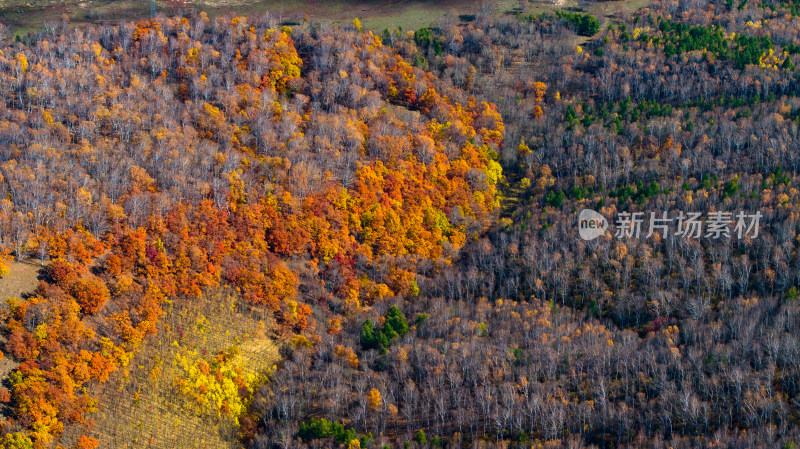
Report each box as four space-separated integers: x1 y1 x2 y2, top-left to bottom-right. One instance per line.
1 0 645 36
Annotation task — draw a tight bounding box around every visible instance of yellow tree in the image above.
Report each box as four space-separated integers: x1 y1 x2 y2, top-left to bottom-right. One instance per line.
368 388 382 412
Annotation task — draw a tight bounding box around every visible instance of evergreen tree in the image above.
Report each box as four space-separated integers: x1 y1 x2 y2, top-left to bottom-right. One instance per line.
361 320 379 350
382 306 409 340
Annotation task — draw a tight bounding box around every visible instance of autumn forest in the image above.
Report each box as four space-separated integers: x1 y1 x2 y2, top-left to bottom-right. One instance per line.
0 0 799 448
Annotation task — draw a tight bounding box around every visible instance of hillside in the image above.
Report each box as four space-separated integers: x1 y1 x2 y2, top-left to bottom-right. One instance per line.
1 0 800 448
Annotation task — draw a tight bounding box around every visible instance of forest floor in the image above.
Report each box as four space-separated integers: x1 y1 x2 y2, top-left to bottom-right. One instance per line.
1 0 646 36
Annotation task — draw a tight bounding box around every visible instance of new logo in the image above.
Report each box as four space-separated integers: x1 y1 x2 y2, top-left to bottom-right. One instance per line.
578 209 608 241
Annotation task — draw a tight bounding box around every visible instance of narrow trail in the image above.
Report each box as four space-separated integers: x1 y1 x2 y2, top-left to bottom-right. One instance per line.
499 170 526 219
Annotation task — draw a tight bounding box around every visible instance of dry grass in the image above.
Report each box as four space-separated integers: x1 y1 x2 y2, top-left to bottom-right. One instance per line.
0 260 42 306
523 0 651 41
1 0 650 37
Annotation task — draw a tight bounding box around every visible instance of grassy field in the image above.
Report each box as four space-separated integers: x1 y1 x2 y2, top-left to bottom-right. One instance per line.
1 0 648 36
0 0 492 35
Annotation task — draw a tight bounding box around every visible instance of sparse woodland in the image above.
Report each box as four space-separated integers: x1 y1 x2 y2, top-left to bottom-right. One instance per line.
0 0 799 448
